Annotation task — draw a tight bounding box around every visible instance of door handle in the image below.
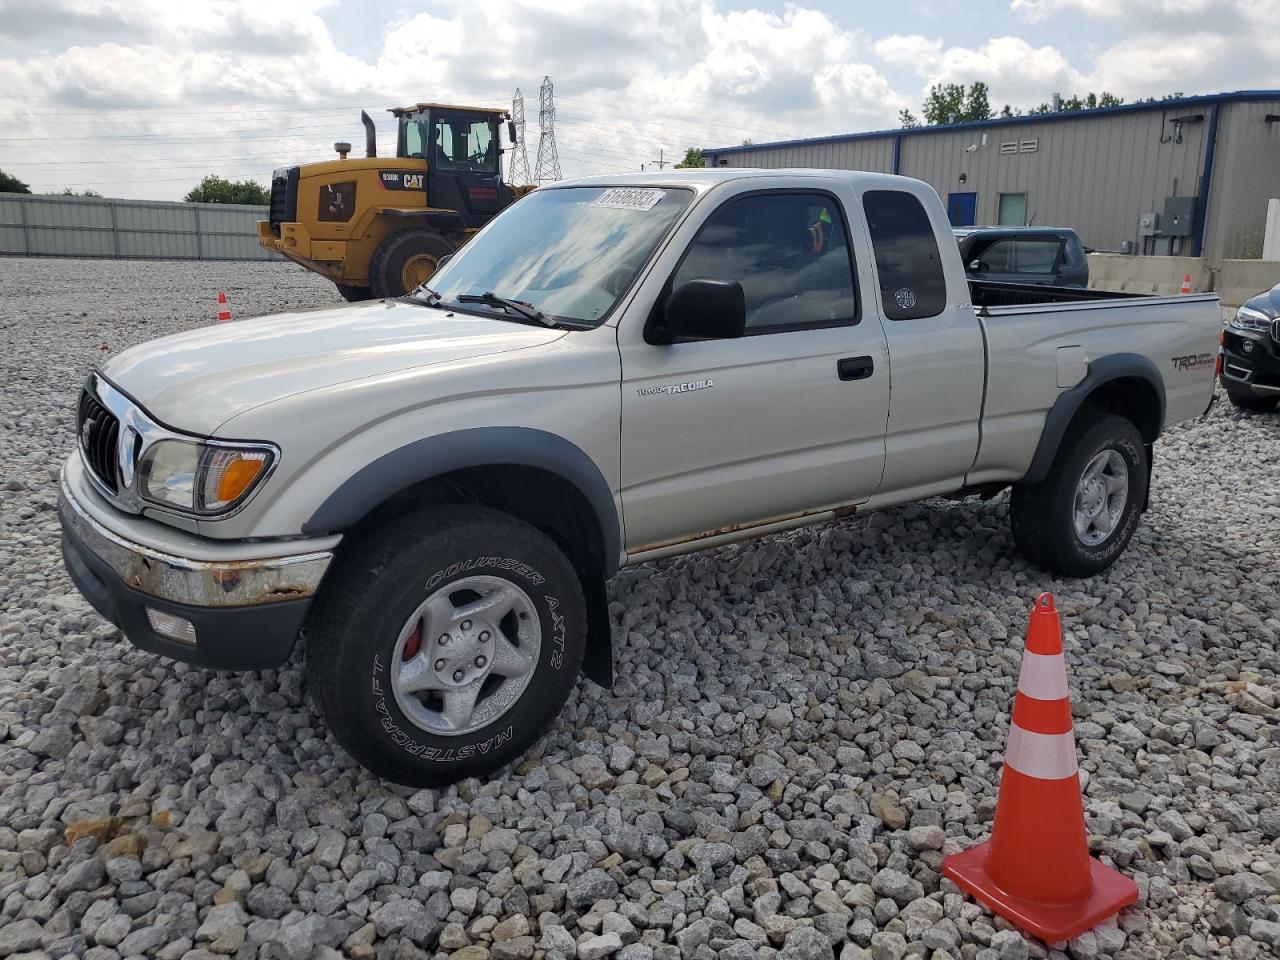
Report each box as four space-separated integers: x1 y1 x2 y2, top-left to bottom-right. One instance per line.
837 356 874 381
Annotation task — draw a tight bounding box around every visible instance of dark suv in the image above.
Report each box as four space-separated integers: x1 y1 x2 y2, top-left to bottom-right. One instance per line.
1220 283 1280 412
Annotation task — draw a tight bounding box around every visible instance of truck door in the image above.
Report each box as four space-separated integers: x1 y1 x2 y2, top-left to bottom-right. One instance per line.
618 185 890 555
428 114 508 228
859 188 985 495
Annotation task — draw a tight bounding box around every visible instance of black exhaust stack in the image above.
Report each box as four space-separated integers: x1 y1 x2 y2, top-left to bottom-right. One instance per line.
361 111 377 158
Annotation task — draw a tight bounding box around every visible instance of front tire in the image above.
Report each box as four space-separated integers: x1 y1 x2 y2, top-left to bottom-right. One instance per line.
1010 413 1148 577
307 506 586 786
1223 381 1279 412
368 230 454 299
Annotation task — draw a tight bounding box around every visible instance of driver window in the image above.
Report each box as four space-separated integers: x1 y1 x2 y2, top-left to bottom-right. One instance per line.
672 192 859 333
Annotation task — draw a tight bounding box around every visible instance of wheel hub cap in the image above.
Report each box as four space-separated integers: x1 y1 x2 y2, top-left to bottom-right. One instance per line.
1072 449 1129 547
390 575 540 737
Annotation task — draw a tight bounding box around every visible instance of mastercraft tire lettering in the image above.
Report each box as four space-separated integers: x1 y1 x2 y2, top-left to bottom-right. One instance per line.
306 505 586 786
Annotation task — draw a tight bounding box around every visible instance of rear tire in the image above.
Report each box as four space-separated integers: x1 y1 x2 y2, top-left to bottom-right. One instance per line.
1223 381 1279 412
369 230 454 299
306 506 586 786
1010 413 1148 577
336 283 374 303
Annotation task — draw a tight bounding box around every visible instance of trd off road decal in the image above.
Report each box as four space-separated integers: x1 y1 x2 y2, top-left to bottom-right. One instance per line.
372 656 514 760
380 171 425 190
1171 353 1215 373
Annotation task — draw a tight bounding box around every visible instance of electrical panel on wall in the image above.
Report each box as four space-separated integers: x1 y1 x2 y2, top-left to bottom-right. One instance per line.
1162 197 1197 237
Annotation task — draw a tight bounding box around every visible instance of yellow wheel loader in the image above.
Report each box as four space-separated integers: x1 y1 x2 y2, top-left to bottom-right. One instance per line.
257 103 532 300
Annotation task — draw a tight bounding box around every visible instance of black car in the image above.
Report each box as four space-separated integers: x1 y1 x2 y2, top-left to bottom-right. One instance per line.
1220 283 1280 412
955 227 1089 288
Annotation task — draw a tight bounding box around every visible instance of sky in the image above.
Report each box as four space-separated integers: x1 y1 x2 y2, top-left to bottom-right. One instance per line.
0 0 1277 200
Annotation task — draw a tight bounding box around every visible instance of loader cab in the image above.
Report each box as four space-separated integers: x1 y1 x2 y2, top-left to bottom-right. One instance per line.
392 103 513 229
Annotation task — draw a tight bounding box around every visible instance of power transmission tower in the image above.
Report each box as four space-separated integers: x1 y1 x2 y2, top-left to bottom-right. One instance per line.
508 88 532 186
534 76 562 183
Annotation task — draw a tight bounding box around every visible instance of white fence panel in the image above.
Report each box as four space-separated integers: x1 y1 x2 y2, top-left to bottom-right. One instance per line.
0 193 277 261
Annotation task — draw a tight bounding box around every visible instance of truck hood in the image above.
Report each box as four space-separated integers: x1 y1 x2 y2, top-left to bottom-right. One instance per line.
103 299 566 436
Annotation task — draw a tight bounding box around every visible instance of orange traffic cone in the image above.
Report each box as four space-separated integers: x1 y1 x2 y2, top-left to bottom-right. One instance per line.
1179 274 1192 294
216 292 232 322
942 593 1137 942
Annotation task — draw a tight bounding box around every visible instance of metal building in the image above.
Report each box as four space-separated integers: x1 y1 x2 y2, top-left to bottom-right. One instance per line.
704 90 1280 262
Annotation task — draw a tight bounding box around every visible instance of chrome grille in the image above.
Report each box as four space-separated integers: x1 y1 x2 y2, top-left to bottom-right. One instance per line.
77 388 121 492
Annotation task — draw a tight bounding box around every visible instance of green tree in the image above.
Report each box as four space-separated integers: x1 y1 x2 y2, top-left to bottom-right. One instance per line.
899 109 920 128
55 187 103 197
0 169 31 193
918 82 993 125
675 147 705 169
184 175 270 205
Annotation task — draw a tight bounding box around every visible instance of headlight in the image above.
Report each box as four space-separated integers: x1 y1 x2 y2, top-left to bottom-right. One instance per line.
1231 305 1273 332
139 440 274 515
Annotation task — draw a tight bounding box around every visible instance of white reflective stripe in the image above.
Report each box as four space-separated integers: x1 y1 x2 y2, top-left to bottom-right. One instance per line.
1017 651 1070 701
1005 725 1079 780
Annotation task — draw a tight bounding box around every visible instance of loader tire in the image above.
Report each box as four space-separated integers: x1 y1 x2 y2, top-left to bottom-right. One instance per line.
369 230 454 299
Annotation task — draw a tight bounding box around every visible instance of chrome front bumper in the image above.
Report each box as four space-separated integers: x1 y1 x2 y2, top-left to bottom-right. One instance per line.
58 471 333 609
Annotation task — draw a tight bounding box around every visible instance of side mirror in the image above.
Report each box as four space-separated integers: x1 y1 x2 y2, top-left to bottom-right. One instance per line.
655 279 746 343
507 121 518 145
436 253 453 271
968 259 987 272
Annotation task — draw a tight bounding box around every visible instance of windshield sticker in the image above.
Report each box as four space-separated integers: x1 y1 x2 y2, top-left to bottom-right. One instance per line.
894 287 918 310
592 188 665 212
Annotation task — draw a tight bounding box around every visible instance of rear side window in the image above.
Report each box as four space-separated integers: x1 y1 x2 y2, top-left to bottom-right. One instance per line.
673 192 858 333
862 190 947 320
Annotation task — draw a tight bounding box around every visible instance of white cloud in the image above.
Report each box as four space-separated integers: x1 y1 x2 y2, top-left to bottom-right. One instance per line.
873 34 943 71
0 0 912 197
0 0 1275 199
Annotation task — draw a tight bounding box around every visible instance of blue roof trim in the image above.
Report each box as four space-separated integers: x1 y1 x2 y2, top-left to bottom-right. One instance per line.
704 89 1280 159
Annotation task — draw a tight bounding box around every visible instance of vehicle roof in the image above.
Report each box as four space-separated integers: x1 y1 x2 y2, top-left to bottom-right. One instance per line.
954 226 1081 238
547 168 933 192
389 103 510 117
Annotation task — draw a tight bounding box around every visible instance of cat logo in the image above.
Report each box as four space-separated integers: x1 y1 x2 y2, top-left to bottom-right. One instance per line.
380 171 424 191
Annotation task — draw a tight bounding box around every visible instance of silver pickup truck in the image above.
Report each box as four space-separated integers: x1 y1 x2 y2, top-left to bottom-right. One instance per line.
59 170 1220 784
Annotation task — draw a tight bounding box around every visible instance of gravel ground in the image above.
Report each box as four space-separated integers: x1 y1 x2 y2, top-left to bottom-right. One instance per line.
0 257 1277 960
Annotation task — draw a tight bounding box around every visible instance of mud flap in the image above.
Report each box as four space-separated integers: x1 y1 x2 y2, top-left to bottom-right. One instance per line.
581 573 614 689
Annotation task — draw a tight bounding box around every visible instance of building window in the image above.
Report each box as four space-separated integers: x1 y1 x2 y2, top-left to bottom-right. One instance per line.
998 193 1027 226
861 190 946 321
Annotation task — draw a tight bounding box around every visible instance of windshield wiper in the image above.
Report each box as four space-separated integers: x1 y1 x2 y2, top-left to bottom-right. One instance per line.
457 291 558 328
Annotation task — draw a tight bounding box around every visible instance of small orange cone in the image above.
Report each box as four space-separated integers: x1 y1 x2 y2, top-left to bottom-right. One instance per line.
1179 274 1192 294
216 292 232 322
942 593 1137 942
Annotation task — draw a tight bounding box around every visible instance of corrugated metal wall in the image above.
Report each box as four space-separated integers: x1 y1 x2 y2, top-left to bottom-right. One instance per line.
1203 101 1280 260
711 97 1280 262
0 194 276 260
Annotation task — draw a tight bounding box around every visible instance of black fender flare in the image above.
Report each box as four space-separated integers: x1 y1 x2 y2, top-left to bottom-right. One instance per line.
301 426 621 576
301 428 621 688
1022 353 1166 485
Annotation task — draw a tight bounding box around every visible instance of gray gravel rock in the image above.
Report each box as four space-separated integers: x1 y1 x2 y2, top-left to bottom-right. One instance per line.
1 259 1275 960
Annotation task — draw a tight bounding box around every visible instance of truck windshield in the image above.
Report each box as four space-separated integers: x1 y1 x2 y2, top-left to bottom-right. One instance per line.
423 186 693 325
